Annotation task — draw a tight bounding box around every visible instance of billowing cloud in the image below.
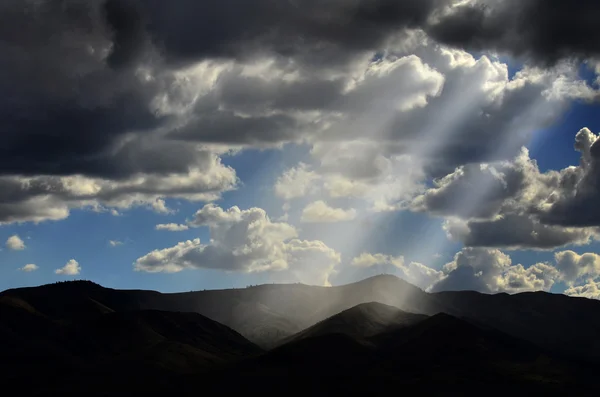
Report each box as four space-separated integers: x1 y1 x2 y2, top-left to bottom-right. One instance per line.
554 251 600 286
427 0 600 65
270 41 596 219
18 264 39 273
443 216 598 251
115 0 447 67
274 163 320 201
430 248 558 293
351 248 563 294
301 201 357 223
0 154 237 224
564 281 600 300
418 128 600 249
135 204 340 286
155 223 189 231
538 128 600 227
55 259 81 276
1 0 597 228
6 235 25 250
352 247 600 299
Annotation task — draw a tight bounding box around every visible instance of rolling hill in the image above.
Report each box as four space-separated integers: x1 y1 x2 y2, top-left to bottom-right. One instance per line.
4 278 600 396
0 290 262 394
279 301 428 345
4 275 600 361
211 311 596 396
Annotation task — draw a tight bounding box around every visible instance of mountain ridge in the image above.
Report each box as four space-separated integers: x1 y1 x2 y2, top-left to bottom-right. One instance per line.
3 278 600 396
4 275 600 360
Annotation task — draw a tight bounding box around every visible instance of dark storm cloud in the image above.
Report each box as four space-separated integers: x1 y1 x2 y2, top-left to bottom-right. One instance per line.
0 95 167 177
142 0 447 66
103 0 148 68
0 0 451 178
0 0 596 184
0 0 169 177
172 111 302 145
449 215 597 250
427 0 600 64
538 129 600 227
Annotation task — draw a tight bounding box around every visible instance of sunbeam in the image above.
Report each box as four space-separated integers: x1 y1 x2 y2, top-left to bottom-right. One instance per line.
304 50 516 283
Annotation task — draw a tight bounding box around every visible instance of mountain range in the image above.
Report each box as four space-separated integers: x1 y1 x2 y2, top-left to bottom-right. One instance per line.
2 275 600 396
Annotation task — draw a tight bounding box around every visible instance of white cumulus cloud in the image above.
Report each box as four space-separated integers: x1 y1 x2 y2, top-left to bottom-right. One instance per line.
135 204 341 286
55 259 81 276
155 223 190 231
18 264 39 272
301 201 357 223
6 235 25 250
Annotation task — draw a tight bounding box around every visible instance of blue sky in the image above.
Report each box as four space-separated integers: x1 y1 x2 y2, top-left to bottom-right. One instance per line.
3 1 600 299
2 94 598 293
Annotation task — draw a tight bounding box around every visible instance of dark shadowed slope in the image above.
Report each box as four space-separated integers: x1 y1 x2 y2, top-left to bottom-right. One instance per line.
367 313 590 392
279 302 428 345
209 313 594 397
3 281 600 396
0 276 429 347
5 276 600 362
66 310 262 365
373 312 541 361
1 288 262 394
425 290 600 361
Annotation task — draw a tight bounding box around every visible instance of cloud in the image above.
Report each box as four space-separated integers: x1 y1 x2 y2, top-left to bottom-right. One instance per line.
443 216 598 251
426 247 558 294
108 240 124 247
0 0 445 181
429 248 600 295
278 239 341 287
135 204 340 286
55 259 81 276
121 0 446 67
155 223 189 231
269 41 595 219
301 201 357 223
564 281 600 300
18 264 39 272
352 253 403 268
0 155 238 224
427 0 600 65
554 251 600 286
430 248 512 293
95 0 600 69
352 247 600 296
415 141 600 250
274 163 320 201
536 128 600 227
6 235 25 250
1 0 596 228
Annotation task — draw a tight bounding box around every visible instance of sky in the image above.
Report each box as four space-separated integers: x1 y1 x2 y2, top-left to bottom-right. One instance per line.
3 0 600 300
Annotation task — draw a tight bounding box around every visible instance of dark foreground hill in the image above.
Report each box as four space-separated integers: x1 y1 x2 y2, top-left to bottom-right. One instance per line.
278 301 427 345
2 281 600 396
208 313 597 396
1 292 261 394
3 278 600 395
4 275 600 361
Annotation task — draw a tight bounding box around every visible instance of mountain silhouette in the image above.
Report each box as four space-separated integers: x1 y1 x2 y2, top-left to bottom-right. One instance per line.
279 301 427 345
6 275 600 360
1 286 261 395
214 311 593 396
3 277 600 395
